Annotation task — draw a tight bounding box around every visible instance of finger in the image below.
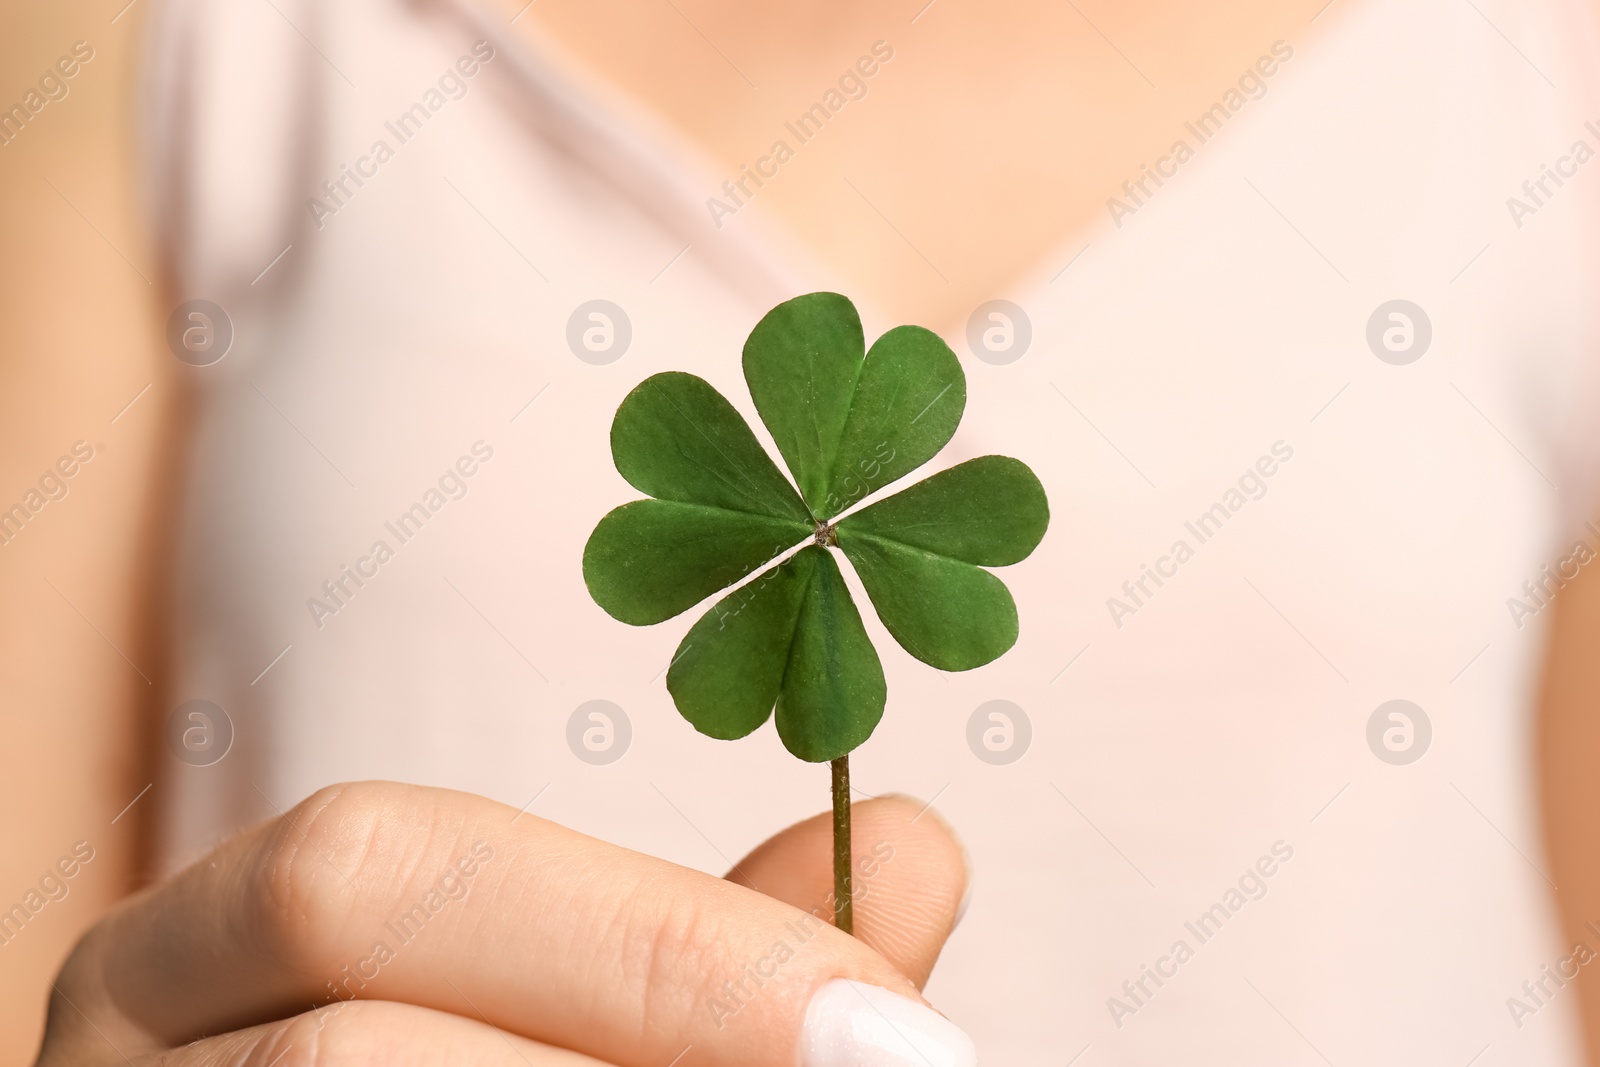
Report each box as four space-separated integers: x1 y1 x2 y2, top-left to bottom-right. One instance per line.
725 795 970 989
117 1001 612 1067
56 781 974 1067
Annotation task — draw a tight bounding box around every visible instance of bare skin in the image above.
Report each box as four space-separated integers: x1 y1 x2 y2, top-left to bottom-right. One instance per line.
6 0 1600 1062
1540 562 1600 1062
512 0 1330 328
0 5 176 1064
33 785 969 1067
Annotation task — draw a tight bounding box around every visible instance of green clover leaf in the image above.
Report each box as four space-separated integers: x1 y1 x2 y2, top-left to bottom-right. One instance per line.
581 292 1049 765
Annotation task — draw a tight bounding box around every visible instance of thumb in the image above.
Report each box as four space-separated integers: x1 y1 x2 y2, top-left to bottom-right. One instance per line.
725 794 971 990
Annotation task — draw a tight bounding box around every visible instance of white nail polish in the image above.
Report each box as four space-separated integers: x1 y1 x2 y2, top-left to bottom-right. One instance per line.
799 979 977 1067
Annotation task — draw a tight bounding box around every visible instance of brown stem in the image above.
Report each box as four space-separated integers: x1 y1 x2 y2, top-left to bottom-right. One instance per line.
831 754 853 934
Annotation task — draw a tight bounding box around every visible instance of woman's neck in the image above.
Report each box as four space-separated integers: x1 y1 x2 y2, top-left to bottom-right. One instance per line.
504 0 1340 328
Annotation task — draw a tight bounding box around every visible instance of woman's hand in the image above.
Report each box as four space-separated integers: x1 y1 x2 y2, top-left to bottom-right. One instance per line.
34 781 974 1067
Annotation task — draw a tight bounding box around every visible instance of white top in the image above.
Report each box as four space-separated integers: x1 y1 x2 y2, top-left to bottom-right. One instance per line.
145 0 1600 1061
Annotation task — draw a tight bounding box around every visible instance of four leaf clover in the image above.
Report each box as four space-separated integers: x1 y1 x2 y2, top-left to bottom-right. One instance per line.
582 291 1049 764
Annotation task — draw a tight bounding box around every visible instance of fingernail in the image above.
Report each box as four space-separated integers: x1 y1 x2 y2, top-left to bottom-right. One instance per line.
799 979 977 1067
951 864 973 932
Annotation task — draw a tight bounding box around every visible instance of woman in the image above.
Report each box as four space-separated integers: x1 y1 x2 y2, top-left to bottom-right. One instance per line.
8 0 1600 1063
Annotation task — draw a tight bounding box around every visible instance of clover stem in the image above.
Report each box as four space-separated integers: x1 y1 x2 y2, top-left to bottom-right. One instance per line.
831 754 853 935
